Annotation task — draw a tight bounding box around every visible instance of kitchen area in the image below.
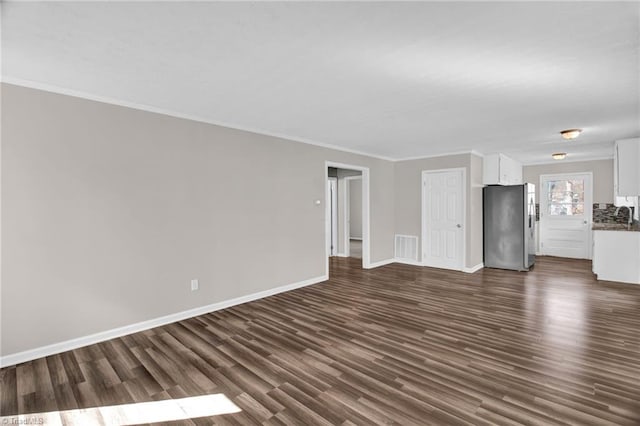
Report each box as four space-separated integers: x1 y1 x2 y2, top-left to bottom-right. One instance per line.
483 137 640 285
592 137 640 284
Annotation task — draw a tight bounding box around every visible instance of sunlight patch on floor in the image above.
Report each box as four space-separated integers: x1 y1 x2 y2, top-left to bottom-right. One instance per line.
0 394 241 425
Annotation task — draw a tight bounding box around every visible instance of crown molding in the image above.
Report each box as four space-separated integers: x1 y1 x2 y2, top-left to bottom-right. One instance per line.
8 77 611 167
1 76 398 162
521 155 614 166
394 149 484 162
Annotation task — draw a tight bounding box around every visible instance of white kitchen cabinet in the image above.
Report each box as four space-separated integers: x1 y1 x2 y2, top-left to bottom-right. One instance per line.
593 230 640 284
614 138 640 197
482 153 522 185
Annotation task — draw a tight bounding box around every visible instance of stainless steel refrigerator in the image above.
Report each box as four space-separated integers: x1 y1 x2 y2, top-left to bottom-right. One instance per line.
483 184 536 271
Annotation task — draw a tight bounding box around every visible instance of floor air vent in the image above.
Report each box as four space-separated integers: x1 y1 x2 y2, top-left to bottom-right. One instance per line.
395 235 418 261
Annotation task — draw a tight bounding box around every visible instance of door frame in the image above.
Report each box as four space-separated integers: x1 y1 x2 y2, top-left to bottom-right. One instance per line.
327 177 338 256
342 175 362 258
539 172 593 259
421 168 466 271
325 162 370 274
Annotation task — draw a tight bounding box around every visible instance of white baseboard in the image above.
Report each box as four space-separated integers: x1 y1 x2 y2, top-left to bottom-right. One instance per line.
335 253 349 258
393 258 424 266
365 258 395 269
0 274 327 368
391 259 483 273
463 263 484 273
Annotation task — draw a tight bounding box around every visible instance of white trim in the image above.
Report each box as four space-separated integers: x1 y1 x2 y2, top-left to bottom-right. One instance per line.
0 274 327 368
393 258 424 267
395 150 484 162
1 77 395 162
367 258 395 269
325 162 371 272
334 253 349 258
387 259 484 271
343 177 350 257
328 177 338 256
521 156 613 166
390 259 483 271
421 167 467 272
463 263 484 273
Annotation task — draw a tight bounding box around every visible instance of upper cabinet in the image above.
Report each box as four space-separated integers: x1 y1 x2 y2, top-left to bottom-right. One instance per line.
483 153 523 185
614 138 640 197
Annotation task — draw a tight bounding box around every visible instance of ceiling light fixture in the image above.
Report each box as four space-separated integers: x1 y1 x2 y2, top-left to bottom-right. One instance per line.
552 152 567 160
560 129 582 140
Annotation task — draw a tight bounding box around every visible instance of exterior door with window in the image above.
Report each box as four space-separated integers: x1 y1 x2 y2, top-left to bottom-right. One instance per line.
540 173 593 259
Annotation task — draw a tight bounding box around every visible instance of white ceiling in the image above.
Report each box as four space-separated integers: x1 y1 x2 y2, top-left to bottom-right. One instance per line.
2 2 639 163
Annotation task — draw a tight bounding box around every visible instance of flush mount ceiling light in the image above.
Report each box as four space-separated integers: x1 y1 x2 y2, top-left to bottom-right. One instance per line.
552 152 567 160
560 129 582 140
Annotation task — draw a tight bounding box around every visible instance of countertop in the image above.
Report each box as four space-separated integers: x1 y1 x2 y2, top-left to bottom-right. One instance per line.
592 223 640 232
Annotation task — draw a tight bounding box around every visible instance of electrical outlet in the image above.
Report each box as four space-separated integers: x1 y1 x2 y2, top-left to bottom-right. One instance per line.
190 279 199 291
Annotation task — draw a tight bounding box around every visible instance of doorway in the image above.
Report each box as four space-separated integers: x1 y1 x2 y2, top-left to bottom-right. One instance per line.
345 176 363 259
422 168 466 271
325 162 370 275
327 177 338 256
539 172 593 259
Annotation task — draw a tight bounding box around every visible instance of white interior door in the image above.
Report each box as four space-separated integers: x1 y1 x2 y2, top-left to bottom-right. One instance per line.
422 169 465 270
327 178 338 256
540 173 593 259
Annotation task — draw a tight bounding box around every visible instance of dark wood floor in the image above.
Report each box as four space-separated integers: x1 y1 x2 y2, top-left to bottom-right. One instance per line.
2 257 640 425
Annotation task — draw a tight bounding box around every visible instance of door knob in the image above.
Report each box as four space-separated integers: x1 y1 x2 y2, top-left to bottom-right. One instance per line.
456 224 462 228
583 220 588 224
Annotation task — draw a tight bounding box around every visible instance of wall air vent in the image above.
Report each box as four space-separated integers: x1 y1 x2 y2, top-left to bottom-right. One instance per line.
395 235 419 261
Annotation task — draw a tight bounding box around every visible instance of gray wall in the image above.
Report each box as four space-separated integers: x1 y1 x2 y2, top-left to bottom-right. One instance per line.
349 178 363 239
1 83 395 356
394 153 483 269
4 82 613 358
469 154 484 267
523 159 614 203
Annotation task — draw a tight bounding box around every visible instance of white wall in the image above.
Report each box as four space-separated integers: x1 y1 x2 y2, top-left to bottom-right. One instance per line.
1 83 395 357
349 178 363 239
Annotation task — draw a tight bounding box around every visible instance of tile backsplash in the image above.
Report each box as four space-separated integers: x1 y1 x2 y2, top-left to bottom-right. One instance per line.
533 203 636 224
593 203 635 224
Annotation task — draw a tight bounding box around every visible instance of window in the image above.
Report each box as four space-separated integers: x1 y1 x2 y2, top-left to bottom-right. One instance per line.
546 179 584 216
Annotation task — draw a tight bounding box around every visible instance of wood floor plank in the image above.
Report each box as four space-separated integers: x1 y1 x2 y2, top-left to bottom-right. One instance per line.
2 256 640 425
0 366 18 414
